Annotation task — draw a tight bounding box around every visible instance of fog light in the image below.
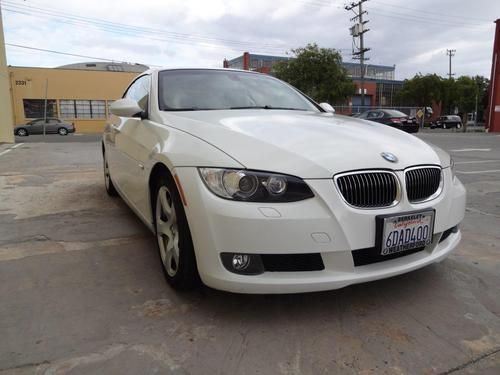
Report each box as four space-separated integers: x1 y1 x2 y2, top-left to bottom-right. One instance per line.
220 253 264 275
232 254 250 270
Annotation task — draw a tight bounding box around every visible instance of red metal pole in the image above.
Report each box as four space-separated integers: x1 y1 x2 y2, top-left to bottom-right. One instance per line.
487 19 500 132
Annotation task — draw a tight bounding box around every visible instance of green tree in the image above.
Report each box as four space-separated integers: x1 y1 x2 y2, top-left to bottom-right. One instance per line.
396 73 443 107
272 43 355 104
440 78 458 115
455 76 477 114
442 75 488 117
397 74 489 125
473 75 489 122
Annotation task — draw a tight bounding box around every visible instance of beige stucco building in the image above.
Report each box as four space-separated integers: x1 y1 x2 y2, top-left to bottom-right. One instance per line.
8 62 146 133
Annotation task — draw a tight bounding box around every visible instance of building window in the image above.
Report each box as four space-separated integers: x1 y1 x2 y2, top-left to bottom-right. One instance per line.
59 99 107 119
75 100 92 119
107 65 124 72
23 99 57 118
92 100 106 118
59 99 76 119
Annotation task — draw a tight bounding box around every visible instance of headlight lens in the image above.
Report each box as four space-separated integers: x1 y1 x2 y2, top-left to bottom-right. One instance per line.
198 168 314 202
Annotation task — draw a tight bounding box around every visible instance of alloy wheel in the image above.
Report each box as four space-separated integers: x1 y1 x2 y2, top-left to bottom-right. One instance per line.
156 186 180 277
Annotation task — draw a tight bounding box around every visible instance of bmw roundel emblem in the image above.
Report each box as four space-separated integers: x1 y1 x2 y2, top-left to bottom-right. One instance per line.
381 152 398 163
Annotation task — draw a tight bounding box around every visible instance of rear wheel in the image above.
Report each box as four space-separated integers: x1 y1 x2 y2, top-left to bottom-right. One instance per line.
443 123 447 129
153 174 199 290
456 122 462 129
16 128 28 136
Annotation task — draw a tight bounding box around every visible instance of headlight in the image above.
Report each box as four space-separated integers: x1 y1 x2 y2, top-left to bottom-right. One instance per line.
198 168 314 202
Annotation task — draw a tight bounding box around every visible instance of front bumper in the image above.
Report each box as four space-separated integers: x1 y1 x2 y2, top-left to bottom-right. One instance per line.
175 167 466 294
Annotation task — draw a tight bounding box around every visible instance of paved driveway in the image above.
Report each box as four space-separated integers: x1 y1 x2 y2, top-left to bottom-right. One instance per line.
0 134 499 374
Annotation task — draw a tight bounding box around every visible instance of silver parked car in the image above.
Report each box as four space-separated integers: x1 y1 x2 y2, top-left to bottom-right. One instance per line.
14 118 76 136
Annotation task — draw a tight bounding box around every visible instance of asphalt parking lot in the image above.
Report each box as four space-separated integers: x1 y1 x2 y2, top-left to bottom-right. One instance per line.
0 132 499 374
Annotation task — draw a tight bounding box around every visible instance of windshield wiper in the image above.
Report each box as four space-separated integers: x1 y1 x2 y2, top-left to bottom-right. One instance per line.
229 105 307 111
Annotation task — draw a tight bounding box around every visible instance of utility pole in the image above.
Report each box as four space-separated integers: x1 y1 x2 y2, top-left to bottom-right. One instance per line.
43 78 48 137
0 1 15 143
446 49 456 79
445 49 456 116
346 0 370 108
474 90 478 127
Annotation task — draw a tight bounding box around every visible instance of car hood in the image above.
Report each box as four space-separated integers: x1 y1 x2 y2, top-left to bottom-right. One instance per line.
159 110 445 178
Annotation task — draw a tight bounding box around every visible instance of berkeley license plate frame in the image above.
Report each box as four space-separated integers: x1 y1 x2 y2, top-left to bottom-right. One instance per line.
375 209 436 257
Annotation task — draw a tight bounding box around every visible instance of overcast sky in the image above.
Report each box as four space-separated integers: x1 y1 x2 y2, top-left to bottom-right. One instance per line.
2 0 499 80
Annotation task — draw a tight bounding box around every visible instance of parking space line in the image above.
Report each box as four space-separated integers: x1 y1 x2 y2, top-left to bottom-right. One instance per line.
0 143 25 156
455 160 500 165
456 169 500 174
10 143 24 149
449 148 491 152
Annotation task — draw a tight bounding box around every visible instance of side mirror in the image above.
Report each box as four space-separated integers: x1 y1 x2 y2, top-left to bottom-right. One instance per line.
319 102 335 113
110 98 143 118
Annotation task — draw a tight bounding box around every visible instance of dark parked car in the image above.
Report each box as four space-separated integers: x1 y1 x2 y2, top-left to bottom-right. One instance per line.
14 118 75 136
430 115 462 129
357 109 419 133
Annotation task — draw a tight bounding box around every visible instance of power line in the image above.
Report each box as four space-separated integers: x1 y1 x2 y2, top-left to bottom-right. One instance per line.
5 42 160 66
1 9 288 55
371 0 491 23
1 0 292 53
2 1 355 60
2 0 352 53
368 9 487 29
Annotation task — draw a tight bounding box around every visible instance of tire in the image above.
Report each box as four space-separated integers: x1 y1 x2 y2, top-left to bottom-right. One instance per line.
16 128 28 136
153 173 199 290
103 152 118 196
58 127 68 136
443 123 447 129
456 123 462 129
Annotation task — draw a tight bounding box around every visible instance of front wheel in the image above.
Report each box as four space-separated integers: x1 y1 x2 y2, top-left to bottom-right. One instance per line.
103 153 118 196
443 123 447 129
58 127 68 136
16 128 28 136
154 174 199 290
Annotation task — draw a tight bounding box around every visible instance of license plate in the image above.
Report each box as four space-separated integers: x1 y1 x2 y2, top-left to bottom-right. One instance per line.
377 210 435 256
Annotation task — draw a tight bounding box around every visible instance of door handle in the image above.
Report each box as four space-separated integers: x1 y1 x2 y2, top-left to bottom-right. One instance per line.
138 163 144 170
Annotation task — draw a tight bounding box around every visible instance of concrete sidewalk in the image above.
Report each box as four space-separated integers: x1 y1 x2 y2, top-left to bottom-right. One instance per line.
0 137 499 374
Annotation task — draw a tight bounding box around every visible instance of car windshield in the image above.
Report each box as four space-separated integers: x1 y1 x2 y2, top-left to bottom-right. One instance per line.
384 110 408 117
158 69 319 112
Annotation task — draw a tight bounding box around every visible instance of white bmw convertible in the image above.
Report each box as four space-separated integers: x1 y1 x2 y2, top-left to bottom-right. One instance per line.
103 68 466 294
